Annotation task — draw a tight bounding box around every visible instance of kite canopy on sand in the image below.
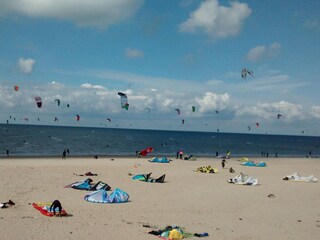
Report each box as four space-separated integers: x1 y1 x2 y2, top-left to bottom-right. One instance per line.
32 202 67 217
139 147 154 157
84 188 129 204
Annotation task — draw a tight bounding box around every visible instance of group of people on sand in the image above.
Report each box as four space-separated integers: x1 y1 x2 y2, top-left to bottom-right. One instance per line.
62 148 70 159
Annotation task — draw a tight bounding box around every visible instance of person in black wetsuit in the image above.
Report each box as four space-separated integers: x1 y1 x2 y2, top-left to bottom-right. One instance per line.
49 200 62 217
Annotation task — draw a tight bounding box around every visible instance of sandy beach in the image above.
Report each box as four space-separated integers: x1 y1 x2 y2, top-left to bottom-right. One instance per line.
0 156 319 240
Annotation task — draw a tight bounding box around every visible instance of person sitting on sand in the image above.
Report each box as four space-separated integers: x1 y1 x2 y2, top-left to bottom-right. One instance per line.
184 154 194 160
229 167 235 173
0 200 15 209
49 200 62 217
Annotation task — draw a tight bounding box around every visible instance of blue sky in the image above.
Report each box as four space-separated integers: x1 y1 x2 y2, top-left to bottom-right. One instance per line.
0 0 320 136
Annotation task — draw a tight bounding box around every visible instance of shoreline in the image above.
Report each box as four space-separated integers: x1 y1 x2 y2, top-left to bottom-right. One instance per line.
0 154 318 159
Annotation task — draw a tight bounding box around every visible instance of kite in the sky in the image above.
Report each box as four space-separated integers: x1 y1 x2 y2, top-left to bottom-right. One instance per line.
55 99 60 106
54 117 59 122
106 118 111 122
14 85 19 91
192 106 195 112
76 115 80 121
35 96 42 108
21 118 28 122
175 109 180 115
145 107 151 113
118 92 129 110
181 119 185 125
256 122 260 127
241 68 254 79
277 114 282 119
248 126 251 131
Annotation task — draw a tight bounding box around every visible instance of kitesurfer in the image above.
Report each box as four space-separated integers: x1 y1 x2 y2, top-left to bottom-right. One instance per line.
49 200 62 217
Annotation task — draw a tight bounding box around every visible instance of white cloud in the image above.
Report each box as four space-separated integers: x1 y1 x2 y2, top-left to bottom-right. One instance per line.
125 48 144 58
17 58 35 74
310 106 320 118
304 18 320 30
246 42 281 62
81 83 106 90
195 92 230 113
179 0 251 39
236 101 305 121
0 0 144 28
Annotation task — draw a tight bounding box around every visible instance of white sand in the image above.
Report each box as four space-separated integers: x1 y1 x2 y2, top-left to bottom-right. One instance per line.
0 156 319 240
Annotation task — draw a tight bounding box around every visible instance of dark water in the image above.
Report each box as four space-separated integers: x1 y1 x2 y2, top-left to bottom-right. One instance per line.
1 124 320 157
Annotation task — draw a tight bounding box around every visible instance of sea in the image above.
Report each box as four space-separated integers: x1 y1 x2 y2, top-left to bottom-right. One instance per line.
1 124 320 158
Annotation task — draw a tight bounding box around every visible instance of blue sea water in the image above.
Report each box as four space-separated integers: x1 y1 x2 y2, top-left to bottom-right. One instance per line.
1 124 320 157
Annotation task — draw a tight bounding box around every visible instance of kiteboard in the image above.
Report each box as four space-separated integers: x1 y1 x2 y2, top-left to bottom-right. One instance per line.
32 202 67 217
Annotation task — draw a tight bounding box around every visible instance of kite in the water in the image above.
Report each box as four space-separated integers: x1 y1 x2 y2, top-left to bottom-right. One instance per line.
277 114 282 119
175 109 180 115
35 96 42 108
14 85 19 91
241 68 254 79
118 92 129 110
192 106 195 112
76 115 80 121
55 99 60 106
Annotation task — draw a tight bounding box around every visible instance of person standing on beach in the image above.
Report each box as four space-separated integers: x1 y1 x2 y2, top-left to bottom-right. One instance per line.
221 158 227 168
6 149 9 157
62 150 66 160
